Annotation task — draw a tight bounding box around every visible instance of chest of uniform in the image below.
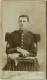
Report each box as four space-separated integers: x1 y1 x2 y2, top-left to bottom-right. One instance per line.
13 32 33 46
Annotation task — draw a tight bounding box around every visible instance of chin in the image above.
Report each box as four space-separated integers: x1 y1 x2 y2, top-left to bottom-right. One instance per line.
22 28 26 31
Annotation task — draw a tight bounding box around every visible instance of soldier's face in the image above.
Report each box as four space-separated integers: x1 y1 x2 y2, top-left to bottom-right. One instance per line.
18 17 29 31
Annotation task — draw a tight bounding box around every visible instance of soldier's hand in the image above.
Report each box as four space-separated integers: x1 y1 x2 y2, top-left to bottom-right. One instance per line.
21 49 29 57
8 54 12 58
17 47 21 52
17 47 29 57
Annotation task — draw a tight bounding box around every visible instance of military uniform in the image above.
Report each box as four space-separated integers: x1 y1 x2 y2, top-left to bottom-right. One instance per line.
3 30 41 71
6 30 37 57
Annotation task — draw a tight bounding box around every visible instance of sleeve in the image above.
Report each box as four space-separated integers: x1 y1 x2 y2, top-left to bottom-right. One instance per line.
28 34 37 57
6 33 19 54
29 43 37 57
6 33 14 55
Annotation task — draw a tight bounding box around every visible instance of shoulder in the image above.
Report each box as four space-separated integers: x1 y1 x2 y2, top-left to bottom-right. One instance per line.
10 30 19 36
28 31 34 36
27 31 41 42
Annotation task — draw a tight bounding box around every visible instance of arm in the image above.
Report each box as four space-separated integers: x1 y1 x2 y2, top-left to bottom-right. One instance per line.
16 46 37 57
29 33 41 57
6 43 17 55
28 43 37 57
6 33 18 55
28 33 37 57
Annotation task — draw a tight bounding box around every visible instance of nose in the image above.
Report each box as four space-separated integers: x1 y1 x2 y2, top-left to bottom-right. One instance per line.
21 21 23 24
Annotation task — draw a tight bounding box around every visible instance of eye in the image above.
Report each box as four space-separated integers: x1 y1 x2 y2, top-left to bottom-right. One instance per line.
23 20 26 22
19 20 22 22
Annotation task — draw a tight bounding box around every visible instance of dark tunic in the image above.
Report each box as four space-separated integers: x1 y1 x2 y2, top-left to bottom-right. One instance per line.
3 30 41 71
6 30 37 57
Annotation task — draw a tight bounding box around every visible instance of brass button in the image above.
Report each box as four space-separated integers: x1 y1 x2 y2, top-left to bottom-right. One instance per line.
22 33 24 36
21 36 23 39
21 39 23 42
21 42 23 45
21 45 23 48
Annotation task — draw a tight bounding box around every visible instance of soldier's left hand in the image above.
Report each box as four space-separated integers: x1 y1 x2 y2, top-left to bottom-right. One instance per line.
20 49 29 57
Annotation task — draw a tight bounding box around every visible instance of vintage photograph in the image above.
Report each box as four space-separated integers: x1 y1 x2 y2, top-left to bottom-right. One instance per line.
1 0 46 79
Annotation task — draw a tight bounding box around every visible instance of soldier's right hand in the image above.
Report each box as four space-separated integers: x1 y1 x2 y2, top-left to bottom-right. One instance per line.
8 54 12 58
17 47 21 52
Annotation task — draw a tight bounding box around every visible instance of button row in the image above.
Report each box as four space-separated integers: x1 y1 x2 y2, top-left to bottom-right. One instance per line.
21 33 24 48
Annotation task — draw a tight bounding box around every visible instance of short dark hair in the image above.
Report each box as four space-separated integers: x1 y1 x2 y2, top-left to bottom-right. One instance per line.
18 14 29 22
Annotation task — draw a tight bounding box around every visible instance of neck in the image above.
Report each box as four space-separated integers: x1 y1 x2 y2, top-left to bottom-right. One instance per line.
19 28 28 32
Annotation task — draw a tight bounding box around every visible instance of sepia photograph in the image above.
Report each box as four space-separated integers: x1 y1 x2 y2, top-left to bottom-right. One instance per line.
1 0 46 79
